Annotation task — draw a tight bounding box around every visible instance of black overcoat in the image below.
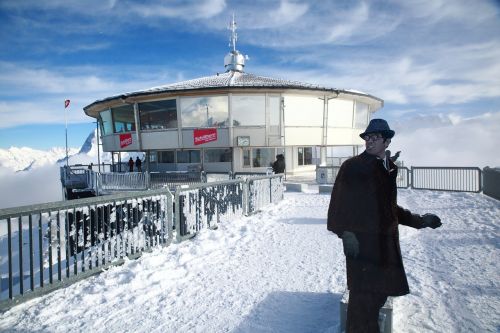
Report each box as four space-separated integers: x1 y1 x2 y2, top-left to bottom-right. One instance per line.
327 151 424 296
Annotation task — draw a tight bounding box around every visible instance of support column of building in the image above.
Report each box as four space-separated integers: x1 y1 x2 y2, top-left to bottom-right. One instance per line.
320 96 329 166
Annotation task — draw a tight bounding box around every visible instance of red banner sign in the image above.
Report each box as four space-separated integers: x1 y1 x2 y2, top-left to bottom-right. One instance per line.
193 128 217 145
119 133 132 148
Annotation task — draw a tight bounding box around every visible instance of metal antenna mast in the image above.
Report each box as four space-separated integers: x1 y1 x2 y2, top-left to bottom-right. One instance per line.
229 13 237 52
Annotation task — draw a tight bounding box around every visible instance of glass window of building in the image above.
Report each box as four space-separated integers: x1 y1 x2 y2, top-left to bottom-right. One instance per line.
158 150 175 163
354 101 369 128
298 147 313 166
255 148 275 168
111 104 136 133
328 99 353 127
243 149 251 167
99 109 114 135
177 150 201 163
231 95 265 126
268 95 281 134
180 96 228 128
139 99 177 130
283 95 323 126
204 148 232 163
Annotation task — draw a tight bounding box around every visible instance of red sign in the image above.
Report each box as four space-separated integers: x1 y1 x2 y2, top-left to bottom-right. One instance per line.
194 128 217 145
119 133 132 148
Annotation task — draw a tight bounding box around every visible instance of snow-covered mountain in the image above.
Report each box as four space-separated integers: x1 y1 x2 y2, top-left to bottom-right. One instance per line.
0 130 113 208
0 146 79 172
0 130 111 173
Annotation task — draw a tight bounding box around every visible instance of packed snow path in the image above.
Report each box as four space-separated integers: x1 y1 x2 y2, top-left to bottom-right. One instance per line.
1 190 499 332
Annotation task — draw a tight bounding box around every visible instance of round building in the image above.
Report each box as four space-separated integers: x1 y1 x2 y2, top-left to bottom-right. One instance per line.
83 20 383 176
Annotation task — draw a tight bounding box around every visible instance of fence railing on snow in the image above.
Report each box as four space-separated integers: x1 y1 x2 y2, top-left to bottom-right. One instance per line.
483 167 500 200
149 171 206 190
410 167 482 193
175 174 284 242
0 174 283 310
98 172 149 191
316 166 481 193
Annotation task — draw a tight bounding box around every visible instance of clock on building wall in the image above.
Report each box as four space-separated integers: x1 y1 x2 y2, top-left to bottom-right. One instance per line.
237 136 250 146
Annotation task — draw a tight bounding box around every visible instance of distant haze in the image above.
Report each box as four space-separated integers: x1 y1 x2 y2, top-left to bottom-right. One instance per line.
0 113 499 209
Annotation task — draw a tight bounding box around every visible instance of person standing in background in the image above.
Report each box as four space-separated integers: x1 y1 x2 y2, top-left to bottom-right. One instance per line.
272 154 285 174
128 157 134 172
135 157 142 172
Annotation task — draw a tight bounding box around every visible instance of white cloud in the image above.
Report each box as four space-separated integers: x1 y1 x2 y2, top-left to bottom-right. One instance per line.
390 111 500 168
397 0 498 24
0 62 190 128
0 165 63 209
127 0 226 19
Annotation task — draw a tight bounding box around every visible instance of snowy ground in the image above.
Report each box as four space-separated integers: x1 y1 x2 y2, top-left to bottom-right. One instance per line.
0 189 499 333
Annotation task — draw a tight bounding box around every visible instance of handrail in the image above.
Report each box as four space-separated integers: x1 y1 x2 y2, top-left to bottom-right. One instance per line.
0 174 283 311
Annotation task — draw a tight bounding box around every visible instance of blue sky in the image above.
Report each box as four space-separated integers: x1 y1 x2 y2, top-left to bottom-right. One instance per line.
0 0 499 150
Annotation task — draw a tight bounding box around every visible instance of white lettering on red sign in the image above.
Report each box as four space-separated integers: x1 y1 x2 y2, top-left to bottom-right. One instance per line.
120 133 133 148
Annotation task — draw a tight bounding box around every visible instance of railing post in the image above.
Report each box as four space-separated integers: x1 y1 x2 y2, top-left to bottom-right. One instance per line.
243 179 250 216
478 167 482 193
7 218 12 299
410 167 414 189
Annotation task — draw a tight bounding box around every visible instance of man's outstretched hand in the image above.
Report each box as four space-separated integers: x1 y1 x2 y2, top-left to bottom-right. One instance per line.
421 213 442 229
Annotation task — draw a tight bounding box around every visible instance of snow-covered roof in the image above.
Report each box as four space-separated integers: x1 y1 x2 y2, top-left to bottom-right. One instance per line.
84 70 383 114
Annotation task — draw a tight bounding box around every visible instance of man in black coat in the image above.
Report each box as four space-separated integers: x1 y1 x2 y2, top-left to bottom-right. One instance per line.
327 119 442 332
272 154 285 174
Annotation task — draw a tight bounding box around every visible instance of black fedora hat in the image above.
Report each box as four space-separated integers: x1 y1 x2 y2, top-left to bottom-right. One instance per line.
359 119 395 139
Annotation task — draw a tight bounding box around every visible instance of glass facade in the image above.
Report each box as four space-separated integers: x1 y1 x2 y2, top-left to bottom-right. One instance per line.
140 99 177 130
298 147 313 166
283 96 323 126
231 95 265 126
268 95 281 134
99 109 114 135
158 150 175 163
177 150 201 163
180 96 228 128
112 104 135 133
243 148 275 168
204 148 232 163
328 99 353 127
354 101 369 128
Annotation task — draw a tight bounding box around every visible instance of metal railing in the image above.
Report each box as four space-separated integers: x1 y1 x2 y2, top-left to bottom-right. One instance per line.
98 172 149 191
0 189 174 310
247 175 285 214
175 174 284 242
315 165 480 192
411 167 482 193
175 179 246 241
1 174 283 310
483 167 500 200
149 171 206 190
397 167 410 189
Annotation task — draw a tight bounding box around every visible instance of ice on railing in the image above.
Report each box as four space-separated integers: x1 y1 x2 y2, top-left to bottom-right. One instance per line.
249 179 270 213
179 182 245 238
270 177 284 203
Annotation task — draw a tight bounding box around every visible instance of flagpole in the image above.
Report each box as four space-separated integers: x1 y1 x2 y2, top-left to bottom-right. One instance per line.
65 100 69 167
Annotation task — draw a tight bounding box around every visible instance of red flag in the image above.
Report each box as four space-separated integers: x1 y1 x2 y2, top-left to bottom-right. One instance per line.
64 99 70 108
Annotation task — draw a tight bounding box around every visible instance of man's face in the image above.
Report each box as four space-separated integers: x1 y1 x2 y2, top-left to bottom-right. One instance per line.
363 133 390 158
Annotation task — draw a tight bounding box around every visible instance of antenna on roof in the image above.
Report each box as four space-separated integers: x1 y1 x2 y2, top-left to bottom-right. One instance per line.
229 13 237 52
224 13 246 73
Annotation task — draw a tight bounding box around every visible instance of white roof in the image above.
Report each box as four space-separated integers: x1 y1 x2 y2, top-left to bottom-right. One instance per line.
84 70 382 111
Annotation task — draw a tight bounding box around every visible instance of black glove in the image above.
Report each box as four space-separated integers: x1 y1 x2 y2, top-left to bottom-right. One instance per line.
341 231 359 258
421 213 442 229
